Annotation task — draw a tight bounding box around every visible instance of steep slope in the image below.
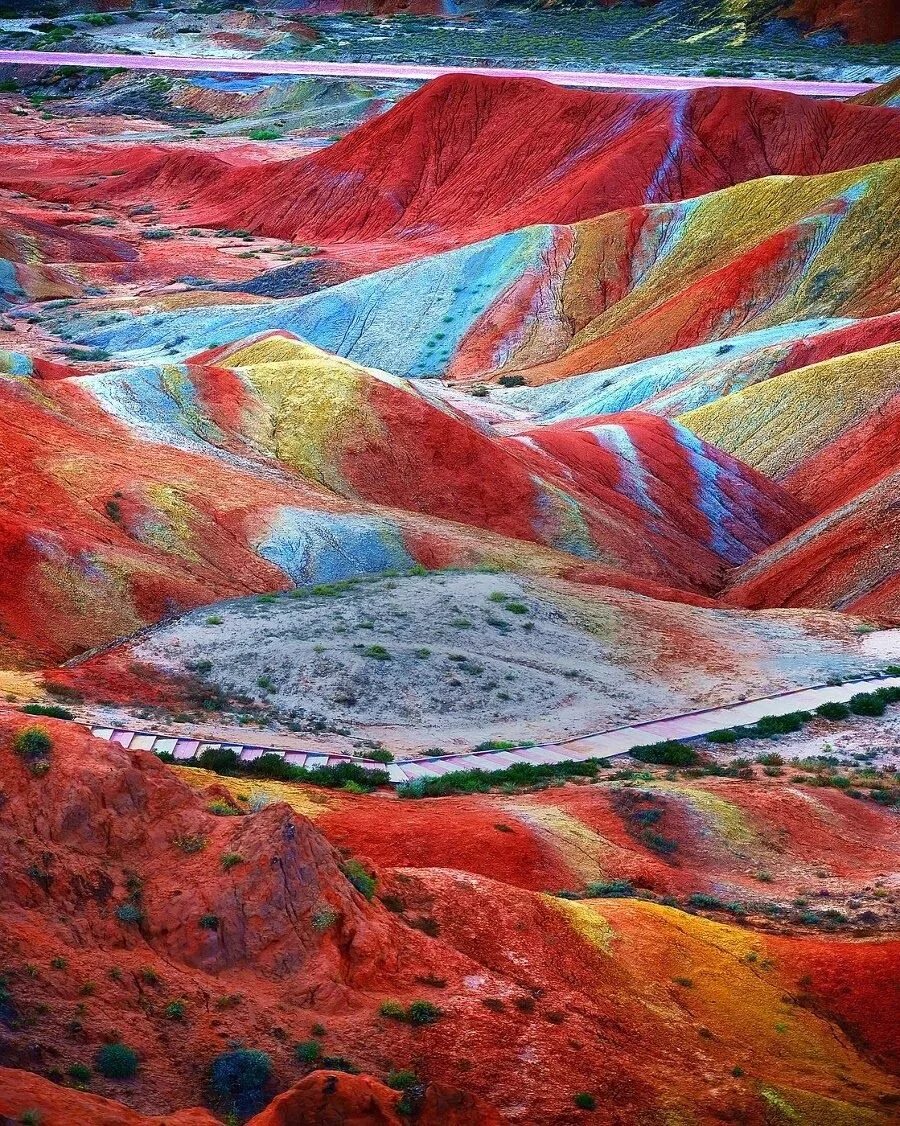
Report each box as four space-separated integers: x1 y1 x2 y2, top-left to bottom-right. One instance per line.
11 336 778 667
206 75 900 255
677 342 900 619
723 471 900 619
507 312 900 423
0 714 450 1116
854 75 900 108
782 0 900 43
678 342 900 484
193 334 806 583
62 159 900 388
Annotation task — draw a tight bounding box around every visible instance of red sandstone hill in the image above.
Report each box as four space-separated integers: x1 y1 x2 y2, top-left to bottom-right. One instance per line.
781 0 900 43
0 1067 496 1125
1 714 898 1123
205 74 900 256
0 331 808 667
20 77 893 268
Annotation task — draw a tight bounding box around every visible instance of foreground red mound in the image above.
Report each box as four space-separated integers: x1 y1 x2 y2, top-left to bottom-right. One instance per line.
0 1067 216 1125
0 1067 495 1126
3 715 898 1123
255 1070 499 1125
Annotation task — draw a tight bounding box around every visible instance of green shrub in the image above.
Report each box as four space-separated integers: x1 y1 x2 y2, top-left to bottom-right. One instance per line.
398 755 601 798
706 729 737 744
312 906 338 931
164 999 186 1021
68 1061 91 1084
362 644 392 660
197 746 240 773
234 753 389 792
21 704 72 720
688 893 725 910
631 740 699 767
207 800 241 816
320 1056 358 1073
752 712 808 738
115 903 143 925
379 999 406 1020
209 1048 273 1118
849 692 886 717
367 748 394 764
221 852 243 871
343 859 376 900
13 725 53 760
295 1039 321 1064
94 1042 138 1079
584 879 634 898
641 831 679 856
248 127 281 141
407 1000 442 1025
199 914 219 930
574 1092 597 1110
386 1069 419 1090
815 701 850 721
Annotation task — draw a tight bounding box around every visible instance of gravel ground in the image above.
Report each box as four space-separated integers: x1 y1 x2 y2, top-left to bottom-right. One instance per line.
116 570 887 754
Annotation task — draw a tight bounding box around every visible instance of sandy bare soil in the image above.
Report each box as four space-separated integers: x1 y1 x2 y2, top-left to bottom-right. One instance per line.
698 710 900 771
110 571 888 754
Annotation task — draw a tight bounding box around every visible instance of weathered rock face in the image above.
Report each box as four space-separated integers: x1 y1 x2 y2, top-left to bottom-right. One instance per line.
0 716 387 980
245 1070 501 1125
0 715 457 1114
2 715 900 1123
0 1065 218 1125
780 0 900 43
0 1066 499 1126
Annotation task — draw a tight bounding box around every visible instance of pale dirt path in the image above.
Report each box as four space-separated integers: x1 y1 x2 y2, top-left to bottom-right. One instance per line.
82 673 900 783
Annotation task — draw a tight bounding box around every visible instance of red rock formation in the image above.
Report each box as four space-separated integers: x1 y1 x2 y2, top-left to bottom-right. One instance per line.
781 0 900 44
0 1066 217 1124
250 1070 500 1125
1 715 898 1122
206 75 900 258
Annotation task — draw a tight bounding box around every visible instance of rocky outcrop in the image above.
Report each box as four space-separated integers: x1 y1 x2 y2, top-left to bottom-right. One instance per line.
247 1070 500 1125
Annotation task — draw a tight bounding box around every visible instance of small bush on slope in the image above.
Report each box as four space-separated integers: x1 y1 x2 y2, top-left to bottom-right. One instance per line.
343 859 376 900
208 1048 273 1119
13 725 53 760
630 741 699 767
850 692 887 717
21 704 73 720
94 1042 138 1079
185 748 389 791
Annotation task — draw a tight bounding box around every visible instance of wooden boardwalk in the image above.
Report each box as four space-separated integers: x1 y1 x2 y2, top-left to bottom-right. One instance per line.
88 674 900 785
